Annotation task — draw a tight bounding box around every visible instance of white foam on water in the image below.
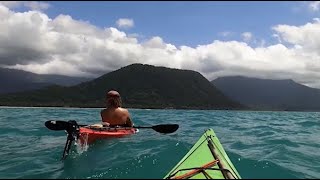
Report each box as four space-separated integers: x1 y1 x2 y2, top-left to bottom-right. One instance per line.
75 133 89 154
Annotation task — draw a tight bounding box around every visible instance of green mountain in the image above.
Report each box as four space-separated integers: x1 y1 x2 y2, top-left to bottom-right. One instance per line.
0 64 244 110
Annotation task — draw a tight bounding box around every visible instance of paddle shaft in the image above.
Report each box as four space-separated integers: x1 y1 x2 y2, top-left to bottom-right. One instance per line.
45 120 178 134
78 125 159 129
133 126 153 128
207 138 235 179
78 124 173 130
78 124 150 129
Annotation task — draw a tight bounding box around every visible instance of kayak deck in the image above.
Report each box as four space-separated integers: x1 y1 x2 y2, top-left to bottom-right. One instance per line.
164 129 241 179
78 126 138 144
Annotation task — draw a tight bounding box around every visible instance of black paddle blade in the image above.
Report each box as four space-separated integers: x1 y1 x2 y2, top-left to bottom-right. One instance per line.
152 124 179 134
45 120 70 131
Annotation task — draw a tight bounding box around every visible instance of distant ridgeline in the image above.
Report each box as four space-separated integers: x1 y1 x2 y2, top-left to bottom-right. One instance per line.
0 64 244 110
212 76 320 111
0 67 91 94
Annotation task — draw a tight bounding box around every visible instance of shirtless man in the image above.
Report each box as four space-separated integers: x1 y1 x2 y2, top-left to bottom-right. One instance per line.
98 90 133 127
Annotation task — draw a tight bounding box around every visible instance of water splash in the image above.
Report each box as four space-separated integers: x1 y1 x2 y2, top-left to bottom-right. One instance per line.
75 133 89 154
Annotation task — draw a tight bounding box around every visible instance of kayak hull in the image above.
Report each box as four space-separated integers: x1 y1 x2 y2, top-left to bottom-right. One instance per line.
78 127 138 144
164 128 241 179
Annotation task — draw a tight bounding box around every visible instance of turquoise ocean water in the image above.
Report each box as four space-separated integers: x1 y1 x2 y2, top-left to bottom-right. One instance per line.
0 107 319 179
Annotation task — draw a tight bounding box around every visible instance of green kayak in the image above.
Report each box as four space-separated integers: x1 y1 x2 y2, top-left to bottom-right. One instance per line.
164 129 241 179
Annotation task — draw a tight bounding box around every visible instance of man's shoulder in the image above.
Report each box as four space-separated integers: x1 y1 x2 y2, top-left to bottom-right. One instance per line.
116 107 129 113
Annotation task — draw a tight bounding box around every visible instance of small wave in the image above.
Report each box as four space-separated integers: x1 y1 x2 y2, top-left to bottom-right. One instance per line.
296 121 320 127
266 138 300 148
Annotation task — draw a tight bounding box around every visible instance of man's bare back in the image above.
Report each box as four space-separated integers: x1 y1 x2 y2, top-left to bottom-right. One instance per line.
89 90 133 128
100 107 133 127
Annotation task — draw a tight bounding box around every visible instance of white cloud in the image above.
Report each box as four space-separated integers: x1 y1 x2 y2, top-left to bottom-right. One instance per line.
128 33 142 39
24 1 50 11
0 1 22 9
116 18 134 29
218 31 233 37
309 1 320 11
272 34 282 43
258 39 266 47
1 4 320 88
272 19 320 54
241 32 253 42
0 1 50 11
313 17 320 23
143 36 166 49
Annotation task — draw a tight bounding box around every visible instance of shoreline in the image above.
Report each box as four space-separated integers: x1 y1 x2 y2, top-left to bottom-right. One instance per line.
0 106 319 113
0 106 102 109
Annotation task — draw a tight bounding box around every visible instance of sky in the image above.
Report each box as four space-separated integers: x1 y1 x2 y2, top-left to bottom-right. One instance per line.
1 1 320 88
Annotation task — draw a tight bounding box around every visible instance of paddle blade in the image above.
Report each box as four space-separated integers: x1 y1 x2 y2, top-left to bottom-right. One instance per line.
45 120 70 131
152 124 179 134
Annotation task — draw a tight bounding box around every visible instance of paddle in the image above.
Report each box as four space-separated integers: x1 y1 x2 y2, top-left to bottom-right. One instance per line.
45 120 72 131
45 120 179 134
134 124 179 134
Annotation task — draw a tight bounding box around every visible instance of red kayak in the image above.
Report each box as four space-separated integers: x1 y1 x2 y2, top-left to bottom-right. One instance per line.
78 126 138 144
44 120 178 160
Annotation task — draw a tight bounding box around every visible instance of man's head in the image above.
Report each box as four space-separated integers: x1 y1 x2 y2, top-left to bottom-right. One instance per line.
106 90 122 108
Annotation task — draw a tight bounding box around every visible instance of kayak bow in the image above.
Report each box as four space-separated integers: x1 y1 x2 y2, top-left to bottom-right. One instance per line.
164 129 241 179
